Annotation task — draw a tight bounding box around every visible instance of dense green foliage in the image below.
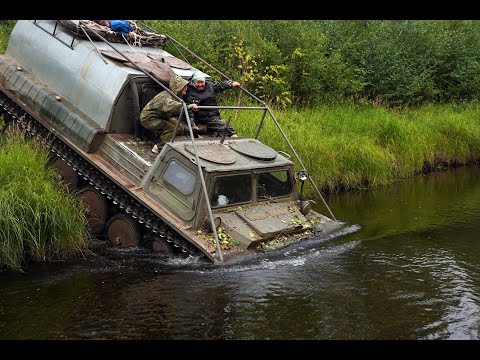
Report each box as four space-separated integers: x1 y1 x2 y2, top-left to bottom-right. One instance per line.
139 20 480 107
3 20 480 107
0 132 90 272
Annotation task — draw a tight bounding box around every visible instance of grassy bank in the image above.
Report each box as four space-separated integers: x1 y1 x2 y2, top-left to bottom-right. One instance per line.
2 100 480 271
0 132 90 272
228 101 480 194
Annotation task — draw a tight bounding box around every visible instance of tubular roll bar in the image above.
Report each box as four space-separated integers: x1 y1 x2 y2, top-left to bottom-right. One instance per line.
36 20 338 262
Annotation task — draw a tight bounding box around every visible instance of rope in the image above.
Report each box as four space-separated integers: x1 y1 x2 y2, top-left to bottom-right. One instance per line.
121 33 135 51
131 31 142 47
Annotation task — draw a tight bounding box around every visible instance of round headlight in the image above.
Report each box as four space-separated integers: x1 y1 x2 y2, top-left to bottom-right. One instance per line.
297 170 309 182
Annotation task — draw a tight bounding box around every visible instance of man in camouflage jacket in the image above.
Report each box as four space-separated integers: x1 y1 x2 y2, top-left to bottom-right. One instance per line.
141 74 198 148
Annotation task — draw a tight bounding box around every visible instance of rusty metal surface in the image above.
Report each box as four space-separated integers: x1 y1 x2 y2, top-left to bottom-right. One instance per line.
218 211 260 249
101 50 192 70
236 203 305 237
169 139 292 173
79 187 109 235
106 214 141 247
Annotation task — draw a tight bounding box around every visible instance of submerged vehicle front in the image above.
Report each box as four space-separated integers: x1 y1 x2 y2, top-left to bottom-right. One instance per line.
146 136 343 262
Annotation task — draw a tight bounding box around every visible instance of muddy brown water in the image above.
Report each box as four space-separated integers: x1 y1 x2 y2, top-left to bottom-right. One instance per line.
1 166 479 340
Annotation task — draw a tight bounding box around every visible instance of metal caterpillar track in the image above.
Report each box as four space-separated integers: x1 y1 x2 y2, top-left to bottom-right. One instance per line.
0 92 205 260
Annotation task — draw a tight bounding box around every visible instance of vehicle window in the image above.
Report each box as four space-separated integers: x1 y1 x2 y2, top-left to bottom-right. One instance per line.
163 160 196 195
210 174 252 207
257 170 292 200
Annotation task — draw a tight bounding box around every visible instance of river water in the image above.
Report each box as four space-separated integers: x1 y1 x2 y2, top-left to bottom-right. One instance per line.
1 166 479 340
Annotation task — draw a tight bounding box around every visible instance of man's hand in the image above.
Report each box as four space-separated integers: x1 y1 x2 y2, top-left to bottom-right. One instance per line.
231 81 241 88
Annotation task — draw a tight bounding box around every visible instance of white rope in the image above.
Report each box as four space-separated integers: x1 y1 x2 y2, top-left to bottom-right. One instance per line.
131 31 142 47
122 33 136 51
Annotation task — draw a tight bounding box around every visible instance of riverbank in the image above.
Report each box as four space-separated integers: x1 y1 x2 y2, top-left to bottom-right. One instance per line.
229 101 480 195
0 133 90 272
2 100 480 271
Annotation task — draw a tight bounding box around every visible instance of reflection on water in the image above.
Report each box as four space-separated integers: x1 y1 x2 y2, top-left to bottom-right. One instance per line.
1 166 479 340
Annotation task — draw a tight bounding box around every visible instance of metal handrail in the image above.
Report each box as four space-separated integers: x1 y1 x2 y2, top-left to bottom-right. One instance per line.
51 20 339 261
161 29 337 221
32 20 77 50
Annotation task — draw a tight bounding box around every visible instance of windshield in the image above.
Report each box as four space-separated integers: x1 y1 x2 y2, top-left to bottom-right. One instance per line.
211 174 252 207
257 170 292 200
210 169 293 208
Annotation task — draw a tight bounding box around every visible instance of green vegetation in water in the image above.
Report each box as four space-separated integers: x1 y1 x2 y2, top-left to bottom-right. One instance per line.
0 132 90 272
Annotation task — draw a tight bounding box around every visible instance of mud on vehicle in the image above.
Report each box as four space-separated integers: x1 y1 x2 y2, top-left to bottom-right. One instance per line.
0 20 345 263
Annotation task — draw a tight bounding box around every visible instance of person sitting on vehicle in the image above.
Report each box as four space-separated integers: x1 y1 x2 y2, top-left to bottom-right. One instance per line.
140 74 198 153
184 71 240 138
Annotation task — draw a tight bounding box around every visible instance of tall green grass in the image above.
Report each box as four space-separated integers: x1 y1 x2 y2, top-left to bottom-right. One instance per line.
0 133 90 272
1 100 480 271
0 20 16 54
227 100 480 195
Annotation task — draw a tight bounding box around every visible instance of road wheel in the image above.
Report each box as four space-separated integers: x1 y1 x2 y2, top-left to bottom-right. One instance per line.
106 214 141 247
151 237 174 253
79 187 109 235
52 157 79 193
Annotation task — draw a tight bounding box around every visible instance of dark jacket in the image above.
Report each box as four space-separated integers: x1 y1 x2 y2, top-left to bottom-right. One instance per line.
184 80 232 122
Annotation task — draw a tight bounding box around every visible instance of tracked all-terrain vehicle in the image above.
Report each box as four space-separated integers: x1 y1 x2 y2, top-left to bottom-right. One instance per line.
0 20 345 263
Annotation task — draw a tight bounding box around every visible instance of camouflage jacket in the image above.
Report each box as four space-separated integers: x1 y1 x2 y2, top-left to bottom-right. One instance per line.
140 75 188 121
